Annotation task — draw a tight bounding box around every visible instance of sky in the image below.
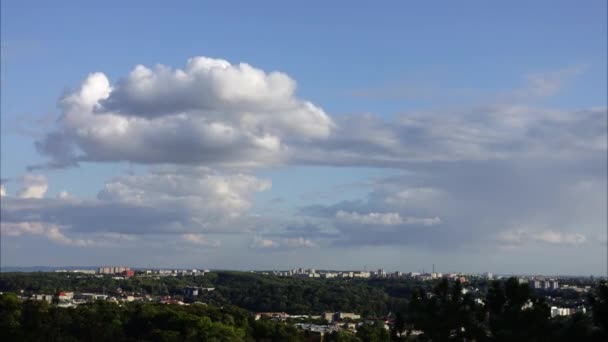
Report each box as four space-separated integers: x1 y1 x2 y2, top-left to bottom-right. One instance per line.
1 1 606 275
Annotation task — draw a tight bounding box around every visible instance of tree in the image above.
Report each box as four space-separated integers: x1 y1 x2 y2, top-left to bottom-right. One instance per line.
356 321 389 342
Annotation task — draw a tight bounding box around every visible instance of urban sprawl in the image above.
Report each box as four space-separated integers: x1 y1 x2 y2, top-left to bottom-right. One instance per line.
9 265 602 336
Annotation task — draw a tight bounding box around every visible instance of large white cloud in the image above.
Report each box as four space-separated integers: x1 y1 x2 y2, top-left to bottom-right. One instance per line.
34 56 334 169
8 59 605 273
32 59 605 171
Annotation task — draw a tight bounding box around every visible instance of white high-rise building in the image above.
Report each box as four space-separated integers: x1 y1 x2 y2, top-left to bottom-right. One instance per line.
550 280 559 290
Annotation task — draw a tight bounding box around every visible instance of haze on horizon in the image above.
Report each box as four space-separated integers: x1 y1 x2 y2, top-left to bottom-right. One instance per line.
1 1 606 276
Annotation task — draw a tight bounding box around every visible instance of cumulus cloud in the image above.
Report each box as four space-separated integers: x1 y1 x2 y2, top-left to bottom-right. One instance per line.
296 154 605 251
33 56 334 169
0 184 6 197
1 168 271 239
97 167 271 220
29 58 606 176
34 58 603 173
6 58 604 272
0 221 94 247
16 174 48 199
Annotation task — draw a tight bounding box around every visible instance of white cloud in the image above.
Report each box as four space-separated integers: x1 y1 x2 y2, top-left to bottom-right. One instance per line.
281 237 317 248
56 190 77 200
250 236 279 249
1 169 271 239
294 106 607 167
517 66 584 98
0 184 6 197
0 221 46 236
384 187 444 206
16 174 48 199
181 234 220 247
34 56 334 169
0 221 94 247
249 236 316 249
498 229 587 246
98 167 271 220
336 210 441 226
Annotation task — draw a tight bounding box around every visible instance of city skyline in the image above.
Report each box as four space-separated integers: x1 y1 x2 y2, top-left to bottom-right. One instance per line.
1 1 607 275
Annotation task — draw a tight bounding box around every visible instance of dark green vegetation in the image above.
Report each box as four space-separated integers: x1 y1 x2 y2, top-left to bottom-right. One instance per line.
1 271 607 341
0 293 308 342
0 271 409 316
404 278 607 341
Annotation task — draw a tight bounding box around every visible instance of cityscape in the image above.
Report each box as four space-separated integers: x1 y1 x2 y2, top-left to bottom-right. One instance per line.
1 265 605 338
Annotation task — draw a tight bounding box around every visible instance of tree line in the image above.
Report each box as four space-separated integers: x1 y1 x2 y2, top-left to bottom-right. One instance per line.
1 271 606 341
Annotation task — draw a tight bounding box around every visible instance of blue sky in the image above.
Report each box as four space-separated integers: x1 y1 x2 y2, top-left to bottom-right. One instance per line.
1 1 606 275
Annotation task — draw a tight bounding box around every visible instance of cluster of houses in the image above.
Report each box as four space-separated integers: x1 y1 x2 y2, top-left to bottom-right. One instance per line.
254 268 504 283
28 291 112 307
550 306 586 318
255 311 425 336
139 269 210 277
23 284 216 307
257 268 472 281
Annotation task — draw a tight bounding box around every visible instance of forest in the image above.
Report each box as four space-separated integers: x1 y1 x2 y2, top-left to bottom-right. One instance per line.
0 272 606 341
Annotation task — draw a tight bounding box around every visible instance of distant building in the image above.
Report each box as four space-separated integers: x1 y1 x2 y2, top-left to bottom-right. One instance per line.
323 312 361 323
98 266 131 275
323 312 335 322
256 312 289 321
294 323 337 335
32 294 53 303
551 307 573 318
75 293 108 302
353 271 370 278
549 280 559 290
57 291 74 301
338 312 361 320
183 287 199 298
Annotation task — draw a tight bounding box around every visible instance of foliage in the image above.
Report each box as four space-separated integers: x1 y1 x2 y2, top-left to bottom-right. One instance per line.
0 294 310 342
1 273 607 341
